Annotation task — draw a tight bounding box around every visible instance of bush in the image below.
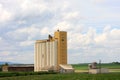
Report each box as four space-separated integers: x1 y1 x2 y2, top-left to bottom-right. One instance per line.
112 62 120 64
0 71 57 77
0 68 2 72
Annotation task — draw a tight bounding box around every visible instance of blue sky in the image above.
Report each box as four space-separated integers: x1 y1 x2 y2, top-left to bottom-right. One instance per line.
0 0 120 64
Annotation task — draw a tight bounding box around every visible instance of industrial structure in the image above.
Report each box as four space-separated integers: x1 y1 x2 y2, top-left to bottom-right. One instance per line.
88 62 109 74
34 30 67 72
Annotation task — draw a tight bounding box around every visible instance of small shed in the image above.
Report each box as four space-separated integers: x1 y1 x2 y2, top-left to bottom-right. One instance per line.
59 64 74 73
2 65 8 72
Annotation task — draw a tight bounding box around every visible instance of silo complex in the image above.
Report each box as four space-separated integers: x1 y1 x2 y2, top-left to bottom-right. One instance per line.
34 30 67 71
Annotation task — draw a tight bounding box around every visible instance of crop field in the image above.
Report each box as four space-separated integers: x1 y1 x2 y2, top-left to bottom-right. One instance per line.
0 63 119 80
72 63 120 72
72 63 120 70
0 73 120 80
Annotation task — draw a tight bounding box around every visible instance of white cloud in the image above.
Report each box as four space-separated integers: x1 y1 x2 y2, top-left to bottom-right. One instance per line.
103 25 111 33
0 37 2 41
0 0 119 63
61 1 70 10
91 0 105 3
20 0 48 16
62 12 79 20
20 40 34 47
0 51 11 56
6 28 28 41
54 21 71 31
110 29 120 40
0 4 13 23
67 25 120 63
40 27 50 35
0 51 18 62
95 26 120 48
6 25 41 41
0 51 34 63
17 20 26 24
68 27 96 49
95 34 107 43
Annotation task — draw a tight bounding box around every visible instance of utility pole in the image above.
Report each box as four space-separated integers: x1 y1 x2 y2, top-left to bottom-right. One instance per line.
99 60 101 73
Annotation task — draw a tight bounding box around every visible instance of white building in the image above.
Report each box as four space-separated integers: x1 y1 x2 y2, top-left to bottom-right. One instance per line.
34 40 58 71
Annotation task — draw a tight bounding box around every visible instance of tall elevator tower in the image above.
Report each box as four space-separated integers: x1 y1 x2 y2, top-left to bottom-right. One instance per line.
54 30 67 65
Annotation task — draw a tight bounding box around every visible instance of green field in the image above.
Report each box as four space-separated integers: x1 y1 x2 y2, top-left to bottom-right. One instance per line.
0 63 119 80
72 63 120 70
0 73 120 80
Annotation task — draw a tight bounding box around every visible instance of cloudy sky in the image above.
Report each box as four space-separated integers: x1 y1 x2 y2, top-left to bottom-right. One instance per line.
0 0 120 64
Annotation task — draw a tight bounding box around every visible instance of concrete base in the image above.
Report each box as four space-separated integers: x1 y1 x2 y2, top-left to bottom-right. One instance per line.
89 68 109 74
59 64 74 73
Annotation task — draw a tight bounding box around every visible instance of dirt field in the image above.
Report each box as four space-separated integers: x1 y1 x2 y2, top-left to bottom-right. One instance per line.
75 69 120 73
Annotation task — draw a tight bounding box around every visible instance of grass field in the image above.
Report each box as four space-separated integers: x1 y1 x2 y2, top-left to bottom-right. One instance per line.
72 63 120 70
0 63 119 80
0 73 120 80
72 63 120 73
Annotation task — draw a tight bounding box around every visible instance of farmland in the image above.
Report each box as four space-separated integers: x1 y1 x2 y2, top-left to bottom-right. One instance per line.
72 63 120 70
0 63 120 80
0 73 120 80
72 63 120 72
